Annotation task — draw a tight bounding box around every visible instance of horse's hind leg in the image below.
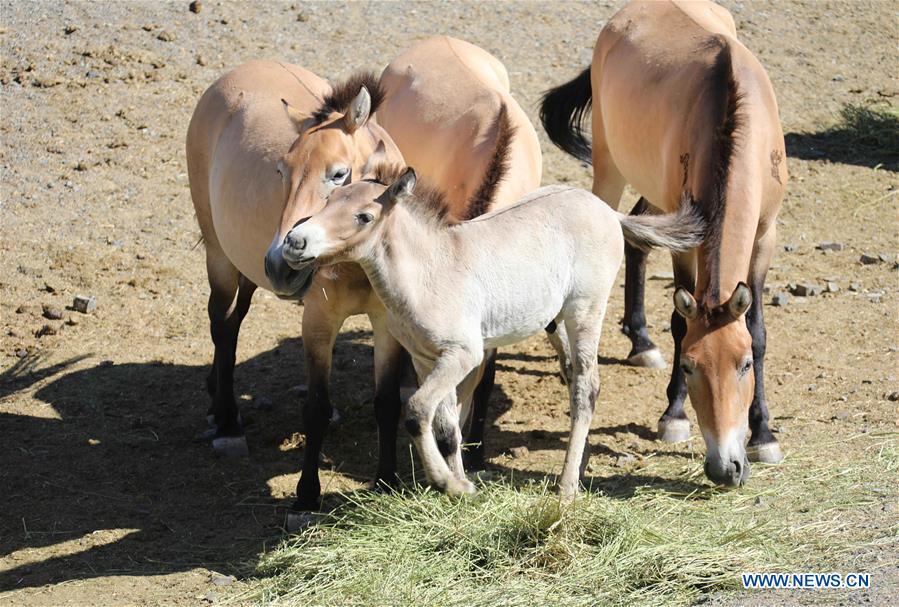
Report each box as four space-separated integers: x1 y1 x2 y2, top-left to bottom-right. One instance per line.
369 311 406 489
205 252 257 457
657 251 696 442
745 225 783 464
558 307 604 500
461 349 496 471
622 197 665 368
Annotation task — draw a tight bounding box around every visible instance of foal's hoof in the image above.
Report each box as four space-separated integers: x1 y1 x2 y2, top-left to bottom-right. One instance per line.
212 435 249 458
286 510 323 533
627 348 666 369
747 441 784 464
657 417 691 442
445 477 477 496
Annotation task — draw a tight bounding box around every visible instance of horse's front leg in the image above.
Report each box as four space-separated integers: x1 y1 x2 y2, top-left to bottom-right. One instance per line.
406 348 482 495
293 297 343 512
368 310 406 489
207 272 257 457
461 350 495 472
657 250 696 442
745 226 783 464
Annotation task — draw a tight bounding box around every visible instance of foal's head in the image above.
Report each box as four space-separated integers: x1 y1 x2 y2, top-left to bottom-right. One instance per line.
673 284 754 486
280 165 418 269
264 72 401 297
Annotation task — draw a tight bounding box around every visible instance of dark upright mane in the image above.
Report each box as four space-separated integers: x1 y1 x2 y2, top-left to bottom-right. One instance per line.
464 103 516 220
311 71 386 124
700 35 744 304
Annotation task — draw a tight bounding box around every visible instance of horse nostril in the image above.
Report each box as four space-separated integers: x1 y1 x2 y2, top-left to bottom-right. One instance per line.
285 233 306 252
732 459 742 475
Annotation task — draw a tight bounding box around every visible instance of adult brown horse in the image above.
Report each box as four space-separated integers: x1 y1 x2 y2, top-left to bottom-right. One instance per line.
187 38 541 512
540 0 786 486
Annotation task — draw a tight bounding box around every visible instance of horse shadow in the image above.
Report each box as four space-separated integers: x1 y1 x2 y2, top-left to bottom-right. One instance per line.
1 330 703 591
784 103 899 171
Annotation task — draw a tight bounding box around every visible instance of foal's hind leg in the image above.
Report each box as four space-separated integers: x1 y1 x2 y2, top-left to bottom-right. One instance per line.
205 251 257 457
622 198 665 368
657 251 696 443
558 308 604 500
745 226 783 464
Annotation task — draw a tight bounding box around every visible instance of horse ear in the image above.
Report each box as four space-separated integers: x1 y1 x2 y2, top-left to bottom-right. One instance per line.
727 282 752 318
673 287 699 321
383 167 416 207
343 86 371 133
361 141 388 179
281 99 313 132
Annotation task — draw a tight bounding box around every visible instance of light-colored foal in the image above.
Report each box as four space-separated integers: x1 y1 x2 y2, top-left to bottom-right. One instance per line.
281 167 703 498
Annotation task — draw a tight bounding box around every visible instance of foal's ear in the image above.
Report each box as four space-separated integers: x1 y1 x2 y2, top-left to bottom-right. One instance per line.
384 167 417 205
343 86 372 133
361 141 388 180
727 282 752 318
281 99 314 132
673 287 700 321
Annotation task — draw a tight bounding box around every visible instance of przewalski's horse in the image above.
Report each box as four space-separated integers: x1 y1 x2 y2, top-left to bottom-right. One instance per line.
280 165 703 498
187 43 540 512
378 36 543 470
539 0 787 486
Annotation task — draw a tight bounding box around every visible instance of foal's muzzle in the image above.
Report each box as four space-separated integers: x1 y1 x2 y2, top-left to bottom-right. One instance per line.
264 238 315 300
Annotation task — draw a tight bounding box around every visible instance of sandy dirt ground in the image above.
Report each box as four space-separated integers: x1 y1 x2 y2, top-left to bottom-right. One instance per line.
1 1 896 605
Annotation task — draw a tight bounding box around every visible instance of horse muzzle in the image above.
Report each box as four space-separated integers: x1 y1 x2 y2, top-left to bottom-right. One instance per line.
704 453 750 487
264 240 315 300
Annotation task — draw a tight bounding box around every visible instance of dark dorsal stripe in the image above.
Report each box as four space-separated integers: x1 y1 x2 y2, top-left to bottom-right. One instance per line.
371 102 516 226
311 71 386 125
464 103 515 220
700 35 744 306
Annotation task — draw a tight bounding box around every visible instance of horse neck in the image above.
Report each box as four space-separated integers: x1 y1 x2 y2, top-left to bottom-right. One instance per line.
357 205 456 317
694 137 763 307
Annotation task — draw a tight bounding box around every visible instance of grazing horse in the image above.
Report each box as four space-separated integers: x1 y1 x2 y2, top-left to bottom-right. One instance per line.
280 166 703 497
540 0 786 486
187 39 541 512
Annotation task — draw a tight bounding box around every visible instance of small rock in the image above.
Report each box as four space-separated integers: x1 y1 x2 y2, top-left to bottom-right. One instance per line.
156 30 175 42
849 282 861 292
783 243 797 252
15 348 28 359
859 254 880 265
73 295 97 314
887 392 899 402
832 74 845 82
255 396 273 411
202 590 218 604
816 242 843 251
189 0 202 13
509 446 529 459
210 573 234 586
615 453 637 468
832 410 851 421
35 324 57 337
296 11 309 22
884 503 895 513
42 305 64 320
649 271 674 281
754 496 766 507
771 292 790 306
825 282 840 293
878 253 894 264
790 283 822 297
63 24 77 35
196 54 207 66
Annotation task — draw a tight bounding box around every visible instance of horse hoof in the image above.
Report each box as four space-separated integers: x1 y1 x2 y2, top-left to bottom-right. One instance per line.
212 435 249 457
445 477 477 496
747 441 783 464
286 510 322 533
657 417 690 442
627 348 666 369
194 427 217 442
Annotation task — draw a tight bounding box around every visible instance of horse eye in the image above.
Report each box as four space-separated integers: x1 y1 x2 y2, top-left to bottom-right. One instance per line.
356 212 374 225
739 359 753 376
331 168 350 184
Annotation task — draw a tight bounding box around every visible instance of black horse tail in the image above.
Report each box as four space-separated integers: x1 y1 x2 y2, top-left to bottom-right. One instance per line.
539 66 593 165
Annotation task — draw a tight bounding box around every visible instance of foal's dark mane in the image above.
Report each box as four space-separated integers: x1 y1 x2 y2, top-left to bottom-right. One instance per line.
371 103 515 226
699 35 745 304
311 71 386 125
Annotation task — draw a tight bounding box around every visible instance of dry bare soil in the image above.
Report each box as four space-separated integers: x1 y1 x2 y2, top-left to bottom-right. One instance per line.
1 1 896 605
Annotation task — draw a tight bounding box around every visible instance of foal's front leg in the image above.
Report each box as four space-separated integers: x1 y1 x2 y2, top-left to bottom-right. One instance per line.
406 348 482 495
